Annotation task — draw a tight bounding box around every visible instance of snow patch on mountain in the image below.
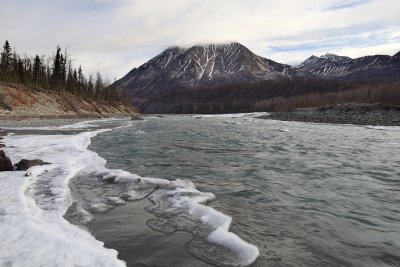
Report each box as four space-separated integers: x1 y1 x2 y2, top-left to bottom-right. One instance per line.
297 52 400 80
113 43 305 98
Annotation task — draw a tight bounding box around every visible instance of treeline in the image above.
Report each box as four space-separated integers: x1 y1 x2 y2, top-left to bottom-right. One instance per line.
0 40 130 106
140 78 400 113
252 80 400 112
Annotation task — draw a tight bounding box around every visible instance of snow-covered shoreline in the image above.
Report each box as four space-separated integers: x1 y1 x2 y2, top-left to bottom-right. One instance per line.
0 129 126 266
0 119 259 267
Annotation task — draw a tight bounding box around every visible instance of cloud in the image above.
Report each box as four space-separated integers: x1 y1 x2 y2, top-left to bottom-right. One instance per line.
0 0 399 79
324 0 371 10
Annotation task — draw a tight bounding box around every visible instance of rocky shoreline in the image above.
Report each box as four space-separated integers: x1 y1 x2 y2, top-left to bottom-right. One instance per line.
259 103 400 126
0 129 51 171
0 117 91 128
0 116 143 128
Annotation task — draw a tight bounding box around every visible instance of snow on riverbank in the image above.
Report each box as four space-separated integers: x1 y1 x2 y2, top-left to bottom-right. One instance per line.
0 119 259 267
0 130 125 266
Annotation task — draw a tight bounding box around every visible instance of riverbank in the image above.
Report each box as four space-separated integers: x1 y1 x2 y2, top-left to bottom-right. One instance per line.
0 83 137 120
259 103 400 126
1 118 261 267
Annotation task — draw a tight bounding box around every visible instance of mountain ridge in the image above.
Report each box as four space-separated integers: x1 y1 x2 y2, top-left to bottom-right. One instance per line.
117 42 302 87
297 51 400 80
112 42 400 113
114 42 309 108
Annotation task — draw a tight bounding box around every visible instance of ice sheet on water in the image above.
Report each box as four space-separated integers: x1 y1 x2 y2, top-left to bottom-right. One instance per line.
194 112 267 119
0 130 124 267
365 125 400 131
0 119 259 267
143 187 259 266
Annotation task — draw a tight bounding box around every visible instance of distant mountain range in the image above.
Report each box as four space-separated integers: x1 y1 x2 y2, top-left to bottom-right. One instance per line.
297 52 400 80
112 42 400 113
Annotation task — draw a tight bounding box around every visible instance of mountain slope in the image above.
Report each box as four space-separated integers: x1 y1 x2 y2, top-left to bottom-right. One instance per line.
113 43 400 114
297 52 400 80
113 43 306 107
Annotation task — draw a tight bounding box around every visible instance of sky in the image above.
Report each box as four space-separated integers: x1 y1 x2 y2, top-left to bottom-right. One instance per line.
1 0 399 80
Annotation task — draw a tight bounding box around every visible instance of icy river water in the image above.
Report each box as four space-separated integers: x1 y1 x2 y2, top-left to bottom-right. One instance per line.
86 115 400 266
1 114 399 267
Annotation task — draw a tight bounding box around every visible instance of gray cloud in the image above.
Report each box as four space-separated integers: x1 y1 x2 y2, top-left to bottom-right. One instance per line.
1 0 399 79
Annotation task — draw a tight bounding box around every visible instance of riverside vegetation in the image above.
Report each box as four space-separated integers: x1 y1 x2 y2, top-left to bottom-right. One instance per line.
0 40 136 118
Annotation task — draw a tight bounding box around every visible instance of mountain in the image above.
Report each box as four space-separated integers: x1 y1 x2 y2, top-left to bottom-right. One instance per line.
297 52 400 80
113 43 307 109
113 43 400 113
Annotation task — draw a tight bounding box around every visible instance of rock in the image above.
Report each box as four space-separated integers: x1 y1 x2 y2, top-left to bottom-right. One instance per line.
103 175 117 183
0 157 13 171
131 114 143 120
15 159 50 171
0 144 5 148
0 150 5 158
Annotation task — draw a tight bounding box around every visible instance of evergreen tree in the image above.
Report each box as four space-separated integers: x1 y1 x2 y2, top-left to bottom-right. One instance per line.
66 65 74 93
32 55 41 84
78 65 84 96
60 53 66 90
10 51 19 82
73 69 78 94
0 40 12 78
17 58 25 83
87 74 94 99
94 72 103 100
0 40 130 107
51 45 62 89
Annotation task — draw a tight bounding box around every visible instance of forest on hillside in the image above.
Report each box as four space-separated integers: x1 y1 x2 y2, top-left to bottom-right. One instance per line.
140 78 400 113
0 40 130 106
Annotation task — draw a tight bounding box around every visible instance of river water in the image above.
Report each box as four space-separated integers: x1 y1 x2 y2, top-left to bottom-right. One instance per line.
82 114 400 266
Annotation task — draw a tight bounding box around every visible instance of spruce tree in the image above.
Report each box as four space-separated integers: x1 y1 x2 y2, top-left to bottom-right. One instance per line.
17 58 25 83
94 72 103 101
0 41 13 78
72 68 77 95
60 53 66 90
87 74 94 100
0 41 128 106
51 45 62 89
33 55 41 84
66 65 73 93
78 65 84 96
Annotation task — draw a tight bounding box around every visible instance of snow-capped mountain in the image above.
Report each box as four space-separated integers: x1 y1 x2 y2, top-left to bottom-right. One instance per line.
113 43 399 113
297 52 400 80
113 43 306 101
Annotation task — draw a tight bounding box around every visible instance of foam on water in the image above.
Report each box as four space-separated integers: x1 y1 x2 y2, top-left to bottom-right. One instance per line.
194 112 267 119
0 119 259 267
365 125 400 131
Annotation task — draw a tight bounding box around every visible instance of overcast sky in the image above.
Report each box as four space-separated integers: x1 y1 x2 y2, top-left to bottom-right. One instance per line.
1 0 399 80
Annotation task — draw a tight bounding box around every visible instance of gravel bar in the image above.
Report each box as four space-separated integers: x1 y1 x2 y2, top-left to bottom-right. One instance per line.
258 103 400 126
